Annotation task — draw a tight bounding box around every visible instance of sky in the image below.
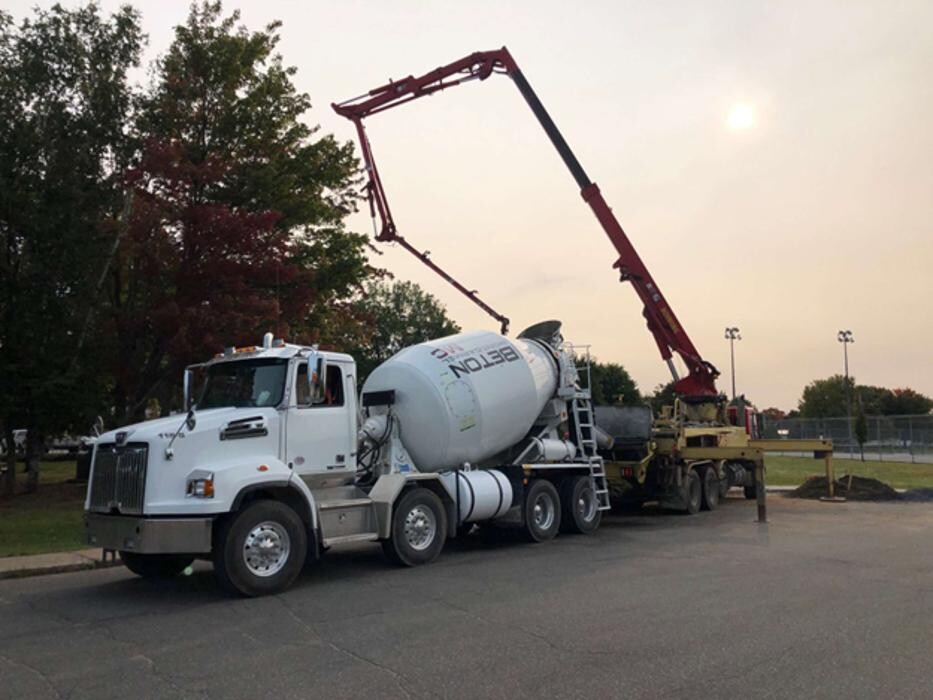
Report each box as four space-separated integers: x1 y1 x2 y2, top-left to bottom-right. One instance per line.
7 0 933 410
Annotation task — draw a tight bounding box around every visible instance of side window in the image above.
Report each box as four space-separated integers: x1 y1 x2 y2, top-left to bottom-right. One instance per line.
296 363 344 407
324 365 344 406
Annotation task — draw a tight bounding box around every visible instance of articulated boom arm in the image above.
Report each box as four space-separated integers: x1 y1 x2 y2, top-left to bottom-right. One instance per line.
333 47 719 396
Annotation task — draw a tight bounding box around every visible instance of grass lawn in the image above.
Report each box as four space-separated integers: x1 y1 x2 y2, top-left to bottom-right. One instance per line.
765 455 933 490
0 460 87 558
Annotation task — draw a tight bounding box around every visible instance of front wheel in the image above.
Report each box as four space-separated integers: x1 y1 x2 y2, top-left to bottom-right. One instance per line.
120 552 193 579
382 488 447 567
522 479 561 542
213 500 307 597
560 476 602 534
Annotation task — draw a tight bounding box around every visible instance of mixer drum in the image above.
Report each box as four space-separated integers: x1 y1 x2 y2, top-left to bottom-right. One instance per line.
362 329 559 470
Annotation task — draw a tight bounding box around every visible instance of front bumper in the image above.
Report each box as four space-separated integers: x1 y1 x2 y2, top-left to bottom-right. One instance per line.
84 513 213 554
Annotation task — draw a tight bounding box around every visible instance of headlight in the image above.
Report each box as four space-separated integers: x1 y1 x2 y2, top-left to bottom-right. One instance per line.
186 473 214 498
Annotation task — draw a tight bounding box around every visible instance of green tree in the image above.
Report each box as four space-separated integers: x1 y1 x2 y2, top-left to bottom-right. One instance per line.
647 381 677 412
109 2 375 422
0 4 144 493
798 377 933 418
883 388 933 415
350 280 460 380
798 375 854 418
588 360 641 406
854 393 868 461
855 384 891 415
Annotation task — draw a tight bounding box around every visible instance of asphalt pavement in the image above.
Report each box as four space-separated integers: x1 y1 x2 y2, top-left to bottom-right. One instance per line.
1 495 931 700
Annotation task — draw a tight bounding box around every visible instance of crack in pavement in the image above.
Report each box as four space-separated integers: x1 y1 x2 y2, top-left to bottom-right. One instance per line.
0 652 64 699
434 596 617 659
94 620 210 700
276 595 434 699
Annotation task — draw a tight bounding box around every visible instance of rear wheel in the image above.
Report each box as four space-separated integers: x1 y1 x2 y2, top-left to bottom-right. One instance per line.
744 484 758 500
700 466 720 511
522 479 561 542
213 500 307 597
382 488 447 567
684 469 702 515
120 552 193 579
560 476 602 534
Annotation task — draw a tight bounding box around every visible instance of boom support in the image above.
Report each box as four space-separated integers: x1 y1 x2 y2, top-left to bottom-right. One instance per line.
333 47 719 396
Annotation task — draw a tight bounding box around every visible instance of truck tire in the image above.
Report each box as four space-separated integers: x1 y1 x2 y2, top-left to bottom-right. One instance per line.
744 484 757 500
522 479 561 542
719 474 731 501
700 466 720 511
120 552 193 579
382 488 447 567
213 500 307 597
684 469 702 515
560 476 602 534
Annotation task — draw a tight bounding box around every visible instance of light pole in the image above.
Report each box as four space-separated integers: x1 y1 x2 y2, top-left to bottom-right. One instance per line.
837 330 855 457
724 327 741 400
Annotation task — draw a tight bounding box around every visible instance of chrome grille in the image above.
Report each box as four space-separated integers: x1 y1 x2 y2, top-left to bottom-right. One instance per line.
88 443 148 514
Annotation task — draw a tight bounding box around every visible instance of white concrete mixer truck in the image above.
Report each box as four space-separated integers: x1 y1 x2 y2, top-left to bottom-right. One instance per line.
83 321 609 596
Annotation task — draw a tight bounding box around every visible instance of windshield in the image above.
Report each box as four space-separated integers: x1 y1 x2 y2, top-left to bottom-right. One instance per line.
197 358 288 410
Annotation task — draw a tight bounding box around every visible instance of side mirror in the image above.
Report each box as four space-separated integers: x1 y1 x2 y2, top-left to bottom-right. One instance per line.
183 368 193 410
305 352 326 405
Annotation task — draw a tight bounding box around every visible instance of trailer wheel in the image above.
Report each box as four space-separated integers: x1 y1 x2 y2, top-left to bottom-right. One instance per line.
719 474 731 501
382 488 447 567
744 484 757 500
700 467 720 511
560 476 602 534
522 479 561 542
213 500 307 597
120 552 193 579
684 469 702 515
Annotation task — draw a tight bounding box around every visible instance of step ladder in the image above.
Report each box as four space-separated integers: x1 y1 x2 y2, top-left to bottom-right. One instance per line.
571 353 610 511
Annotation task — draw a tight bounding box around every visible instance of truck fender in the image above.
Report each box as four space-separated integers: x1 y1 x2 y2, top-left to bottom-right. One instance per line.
228 476 320 558
368 473 454 539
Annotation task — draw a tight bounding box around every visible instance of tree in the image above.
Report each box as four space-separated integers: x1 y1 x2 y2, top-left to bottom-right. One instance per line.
854 393 868 461
855 384 891 416
109 2 374 423
798 376 933 418
647 381 677 412
798 375 854 418
883 388 933 416
0 5 144 493
760 407 787 421
349 280 460 380
588 360 641 406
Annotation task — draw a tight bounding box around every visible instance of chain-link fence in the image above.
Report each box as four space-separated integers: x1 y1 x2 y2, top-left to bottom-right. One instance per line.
760 414 933 463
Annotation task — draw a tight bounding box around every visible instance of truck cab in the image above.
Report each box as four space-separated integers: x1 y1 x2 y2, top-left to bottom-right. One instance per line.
85 336 363 592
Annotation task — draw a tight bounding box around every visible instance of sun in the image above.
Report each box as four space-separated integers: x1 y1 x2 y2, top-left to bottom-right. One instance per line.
727 103 755 130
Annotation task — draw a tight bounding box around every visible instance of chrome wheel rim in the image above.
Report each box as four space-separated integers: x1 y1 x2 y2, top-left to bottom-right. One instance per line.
533 492 555 531
577 484 598 523
403 505 436 551
243 521 291 577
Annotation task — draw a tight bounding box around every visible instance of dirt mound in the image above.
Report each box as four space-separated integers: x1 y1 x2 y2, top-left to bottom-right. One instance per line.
900 488 933 502
789 475 901 501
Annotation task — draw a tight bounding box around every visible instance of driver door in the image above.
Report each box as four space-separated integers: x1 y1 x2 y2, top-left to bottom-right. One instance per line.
286 361 355 489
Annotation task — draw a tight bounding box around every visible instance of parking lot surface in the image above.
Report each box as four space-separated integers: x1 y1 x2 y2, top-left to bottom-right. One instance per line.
1 495 931 699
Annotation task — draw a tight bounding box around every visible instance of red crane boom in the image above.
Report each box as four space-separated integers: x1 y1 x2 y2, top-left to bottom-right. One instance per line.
333 47 719 397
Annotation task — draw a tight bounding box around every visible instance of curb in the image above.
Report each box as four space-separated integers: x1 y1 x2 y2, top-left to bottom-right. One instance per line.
0 549 121 581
